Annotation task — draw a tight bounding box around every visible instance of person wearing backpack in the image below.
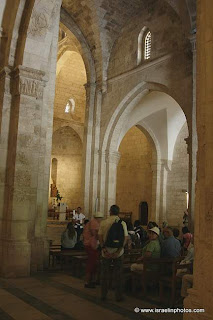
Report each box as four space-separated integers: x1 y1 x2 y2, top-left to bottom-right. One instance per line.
98 205 128 302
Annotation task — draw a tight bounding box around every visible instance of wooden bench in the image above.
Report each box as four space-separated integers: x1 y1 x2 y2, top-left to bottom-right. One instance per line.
49 243 61 267
48 242 86 268
131 257 180 296
60 250 86 270
159 258 192 307
71 255 88 277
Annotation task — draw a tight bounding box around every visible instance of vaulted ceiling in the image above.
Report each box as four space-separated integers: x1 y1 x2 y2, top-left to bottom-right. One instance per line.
62 0 196 83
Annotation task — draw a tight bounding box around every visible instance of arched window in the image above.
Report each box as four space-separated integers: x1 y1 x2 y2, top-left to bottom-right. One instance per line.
65 98 75 113
65 102 70 113
137 27 152 65
144 31 151 60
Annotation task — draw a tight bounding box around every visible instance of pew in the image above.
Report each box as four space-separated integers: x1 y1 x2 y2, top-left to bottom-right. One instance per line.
131 257 180 296
159 258 192 307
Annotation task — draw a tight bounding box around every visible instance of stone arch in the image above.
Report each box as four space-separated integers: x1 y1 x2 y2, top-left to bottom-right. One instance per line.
53 123 84 144
102 82 169 153
99 82 188 223
60 8 96 85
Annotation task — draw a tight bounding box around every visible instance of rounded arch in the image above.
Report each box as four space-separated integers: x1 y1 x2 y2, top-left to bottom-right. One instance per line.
107 86 188 163
102 82 170 154
100 82 189 221
60 9 96 85
52 125 83 148
53 123 84 144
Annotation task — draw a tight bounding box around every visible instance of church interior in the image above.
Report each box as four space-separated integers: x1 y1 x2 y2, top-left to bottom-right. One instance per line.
0 0 212 319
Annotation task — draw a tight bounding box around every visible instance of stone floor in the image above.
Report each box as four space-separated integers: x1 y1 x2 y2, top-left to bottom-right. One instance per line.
0 272 183 320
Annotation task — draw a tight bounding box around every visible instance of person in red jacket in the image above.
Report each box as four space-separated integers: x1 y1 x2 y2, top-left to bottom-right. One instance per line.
83 212 104 288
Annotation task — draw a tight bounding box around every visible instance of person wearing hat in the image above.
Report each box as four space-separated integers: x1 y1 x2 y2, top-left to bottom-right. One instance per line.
83 212 104 288
130 227 161 272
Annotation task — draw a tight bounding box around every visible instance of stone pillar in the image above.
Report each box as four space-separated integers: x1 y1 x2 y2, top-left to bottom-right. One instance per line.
90 86 102 216
0 67 11 215
0 65 45 277
158 159 171 226
184 1 213 318
105 151 121 214
99 150 107 214
188 33 197 233
150 160 161 223
82 82 96 215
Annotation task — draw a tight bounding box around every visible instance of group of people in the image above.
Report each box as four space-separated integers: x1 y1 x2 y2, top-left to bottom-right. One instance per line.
60 205 193 302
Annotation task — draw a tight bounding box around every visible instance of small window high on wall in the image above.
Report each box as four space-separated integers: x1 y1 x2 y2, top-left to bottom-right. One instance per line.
137 27 152 65
144 31 151 60
65 98 75 113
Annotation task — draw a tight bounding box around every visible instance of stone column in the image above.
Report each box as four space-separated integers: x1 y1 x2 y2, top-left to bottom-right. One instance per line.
184 1 213 318
188 34 197 232
0 65 45 277
150 160 161 223
0 67 11 212
90 86 102 216
105 151 121 214
82 82 96 216
158 159 171 226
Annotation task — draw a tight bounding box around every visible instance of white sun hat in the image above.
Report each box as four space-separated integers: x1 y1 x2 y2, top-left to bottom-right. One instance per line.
148 227 160 236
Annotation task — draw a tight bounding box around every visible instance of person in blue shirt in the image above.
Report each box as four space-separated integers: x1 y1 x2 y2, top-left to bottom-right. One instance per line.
161 226 181 258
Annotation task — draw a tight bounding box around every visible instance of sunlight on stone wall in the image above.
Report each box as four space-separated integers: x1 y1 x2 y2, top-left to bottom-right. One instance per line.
167 122 189 226
116 126 153 223
50 126 83 210
54 51 86 123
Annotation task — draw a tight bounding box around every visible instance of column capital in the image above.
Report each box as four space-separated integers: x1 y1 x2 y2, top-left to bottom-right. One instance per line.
11 65 46 99
84 82 96 90
105 150 121 165
0 66 12 96
94 80 107 93
161 159 172 171
0 66 12 79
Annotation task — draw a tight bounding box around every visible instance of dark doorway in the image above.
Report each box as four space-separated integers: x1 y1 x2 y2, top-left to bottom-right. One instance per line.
139 201 148 226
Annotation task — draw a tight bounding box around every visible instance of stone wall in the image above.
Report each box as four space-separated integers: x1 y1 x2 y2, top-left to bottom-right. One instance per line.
47 221 68 245
108 1 188 79
0 0 194 278
49 39 87 211
116 126 153 222
50 126 83 209
167 122 189 226
54 50 86 123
